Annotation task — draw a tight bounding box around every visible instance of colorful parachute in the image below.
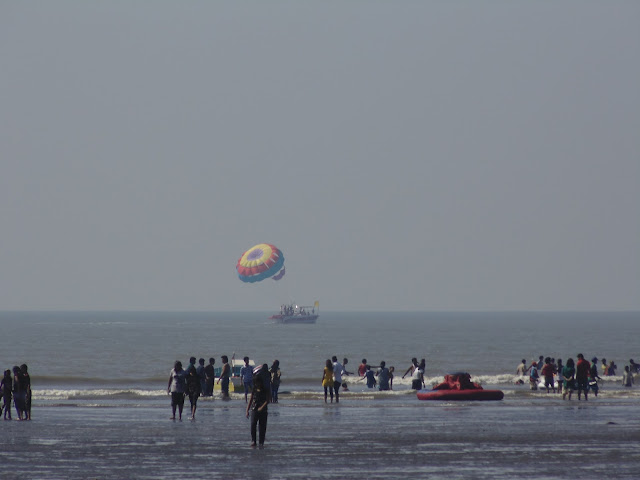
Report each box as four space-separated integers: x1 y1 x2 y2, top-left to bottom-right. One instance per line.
236 243 285 283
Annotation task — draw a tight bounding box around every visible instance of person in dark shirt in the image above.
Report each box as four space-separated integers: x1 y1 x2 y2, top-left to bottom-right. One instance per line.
246 374 269 447
203 358 215 397
186 365 201 420
541 357 556 393
575 353 591 401
1 370 12 420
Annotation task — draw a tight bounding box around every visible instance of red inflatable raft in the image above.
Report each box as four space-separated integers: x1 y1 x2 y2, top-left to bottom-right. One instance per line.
417 372 504 401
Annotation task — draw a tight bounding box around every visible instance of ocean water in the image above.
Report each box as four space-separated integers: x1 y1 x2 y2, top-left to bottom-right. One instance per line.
1 310 639 479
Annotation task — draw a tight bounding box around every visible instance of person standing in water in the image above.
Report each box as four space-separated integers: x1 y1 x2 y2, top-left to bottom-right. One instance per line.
167 361 186 420
541 358 556 393
322 359 334 403
240 357 254 403
19 364 31 420
203 358 215 397
217 355 231 400
377 361 391 391
186 364 201 420
1 370 12 420
562 358 576 401
362 365 376 388
575 354 590 401
332 356 345 403
196 358 206 397
12 366 25 420
589 357 601 397
358 359 368 377
246 374 269 447
270 360 281 404
402 358 418 382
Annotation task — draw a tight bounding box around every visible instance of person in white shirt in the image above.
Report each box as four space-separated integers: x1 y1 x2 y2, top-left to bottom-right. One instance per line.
332 356 345 403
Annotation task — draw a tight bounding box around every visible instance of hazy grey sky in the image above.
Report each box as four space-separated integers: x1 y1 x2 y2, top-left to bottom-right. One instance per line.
1 2 638 311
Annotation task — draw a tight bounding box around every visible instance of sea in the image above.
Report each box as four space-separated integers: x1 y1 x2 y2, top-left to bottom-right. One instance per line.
1 310 639 480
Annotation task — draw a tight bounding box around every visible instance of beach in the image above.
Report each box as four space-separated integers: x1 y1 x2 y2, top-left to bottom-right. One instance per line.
1 311 639 479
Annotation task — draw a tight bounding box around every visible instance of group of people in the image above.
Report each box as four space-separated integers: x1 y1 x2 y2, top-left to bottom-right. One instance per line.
167 355 280 448
517 354 638 400
355 357 427 392
322 356 352 402
319 356 426 400
1 364 31 421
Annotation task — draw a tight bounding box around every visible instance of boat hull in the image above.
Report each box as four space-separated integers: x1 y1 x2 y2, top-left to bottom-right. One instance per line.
417 389 504 401
269 314 318 324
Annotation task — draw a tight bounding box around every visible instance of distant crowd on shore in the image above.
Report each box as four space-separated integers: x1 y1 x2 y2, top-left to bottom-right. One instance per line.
516 355 638 400
167 355 280 447
320 356 429 403
167 356 281 415
1 364 31 421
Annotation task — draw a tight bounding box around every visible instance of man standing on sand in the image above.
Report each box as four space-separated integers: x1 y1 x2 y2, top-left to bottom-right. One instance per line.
241 357 254 403
575 353 590 401
168 360 186 420
196 358 206 397
217 355 231 400
204 358 215 397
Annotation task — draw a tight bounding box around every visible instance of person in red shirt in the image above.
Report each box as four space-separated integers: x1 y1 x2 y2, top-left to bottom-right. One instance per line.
575 353 591 401
541 357 556 393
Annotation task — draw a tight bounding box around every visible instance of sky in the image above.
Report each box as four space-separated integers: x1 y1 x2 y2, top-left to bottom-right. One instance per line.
1 1 638 311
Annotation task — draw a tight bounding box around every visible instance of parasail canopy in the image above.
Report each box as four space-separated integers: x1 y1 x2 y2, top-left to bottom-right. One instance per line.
236 243 285 283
